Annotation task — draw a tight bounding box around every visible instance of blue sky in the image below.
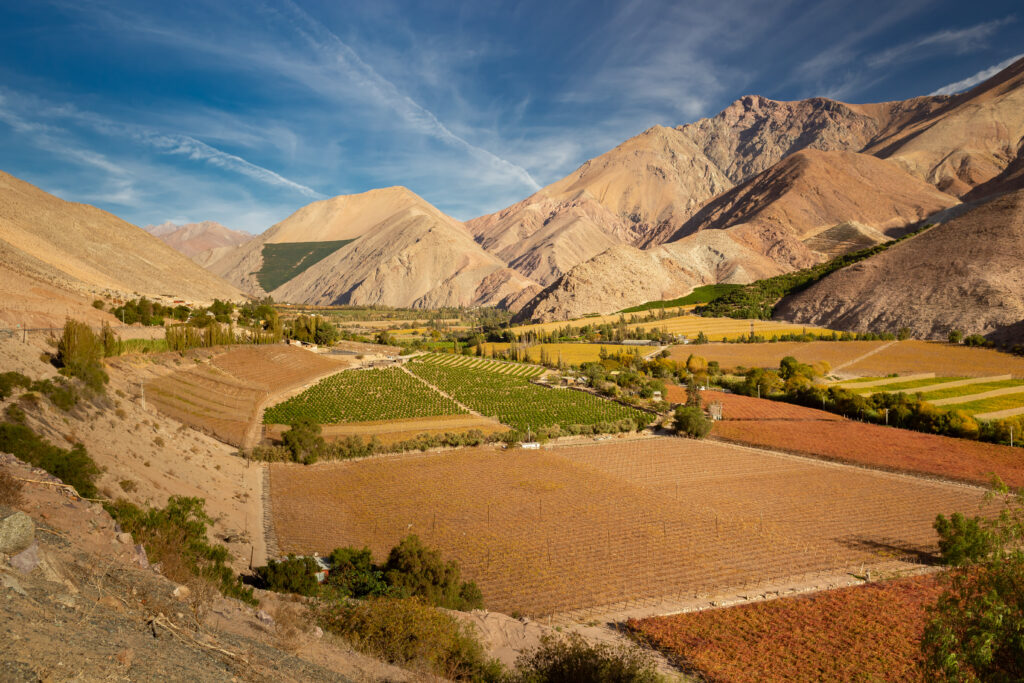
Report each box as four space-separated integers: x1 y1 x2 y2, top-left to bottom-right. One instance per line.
0 1 1020 232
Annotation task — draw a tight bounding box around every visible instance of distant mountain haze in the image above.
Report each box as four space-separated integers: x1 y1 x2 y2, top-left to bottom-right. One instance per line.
144 221 253 260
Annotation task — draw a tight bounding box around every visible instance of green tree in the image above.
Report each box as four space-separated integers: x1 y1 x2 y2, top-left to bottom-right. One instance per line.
281 419 325 464
383 534 483 610
254 554 320 596
922 478 1024 681
674 405 711 439
948 329 964 344
56 319 108 392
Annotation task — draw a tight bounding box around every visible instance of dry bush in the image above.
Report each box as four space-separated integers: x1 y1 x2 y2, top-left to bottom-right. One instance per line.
185 576 218 623
0 467 24 507
272 602 310 653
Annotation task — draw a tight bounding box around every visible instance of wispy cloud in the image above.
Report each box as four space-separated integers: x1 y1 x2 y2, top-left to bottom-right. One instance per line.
930 53 1024 95
867 17 1016 68
0 89 322 200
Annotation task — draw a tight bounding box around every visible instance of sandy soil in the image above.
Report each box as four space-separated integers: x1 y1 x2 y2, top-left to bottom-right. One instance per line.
1 336 267 570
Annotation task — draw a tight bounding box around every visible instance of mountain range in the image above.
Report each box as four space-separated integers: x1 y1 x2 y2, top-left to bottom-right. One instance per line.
4 56 1023 340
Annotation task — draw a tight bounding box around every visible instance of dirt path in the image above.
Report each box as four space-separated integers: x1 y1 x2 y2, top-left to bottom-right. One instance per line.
931 385 1024 406
974 405 1024 420
398 364 486 417
242 363 350 449
831 340 897 373
836 372 934 388
878 374 1012 394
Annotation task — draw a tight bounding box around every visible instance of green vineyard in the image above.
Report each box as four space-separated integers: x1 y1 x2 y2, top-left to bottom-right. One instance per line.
415 352 546 378
407 357 650 433
263 367 465 424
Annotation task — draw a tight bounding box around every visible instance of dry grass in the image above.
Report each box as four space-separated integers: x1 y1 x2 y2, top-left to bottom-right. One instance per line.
668 341 888 372
0 466 24 507
269 439 994 617
844 341 1024 378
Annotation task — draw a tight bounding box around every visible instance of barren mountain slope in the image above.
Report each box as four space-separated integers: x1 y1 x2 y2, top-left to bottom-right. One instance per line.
467 126 734 283
515 228 799 322
775 189 1024 341
0 171 242 302
145 220 253 259
678 94 947 183
668 150 959 252
271 204 538 308
868 56 1024 196
204 186 504 299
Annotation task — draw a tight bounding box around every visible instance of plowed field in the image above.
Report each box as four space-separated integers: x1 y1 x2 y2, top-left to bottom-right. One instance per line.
669 341 887 371
144 345 347 446
703 391 1024 487
269 438 994 617
631 574 941 682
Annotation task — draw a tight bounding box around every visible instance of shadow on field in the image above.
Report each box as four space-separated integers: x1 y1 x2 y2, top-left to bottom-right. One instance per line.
835 535 941 566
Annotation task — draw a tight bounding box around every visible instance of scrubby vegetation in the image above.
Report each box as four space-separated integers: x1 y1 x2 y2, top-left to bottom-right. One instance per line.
318 596 503 681
0 466 24 507
696 224 932 320
254 534 482 610
620 283 744 313
923 478 1024 681
105 496 256 604
0 423 100 498
511 632 661 683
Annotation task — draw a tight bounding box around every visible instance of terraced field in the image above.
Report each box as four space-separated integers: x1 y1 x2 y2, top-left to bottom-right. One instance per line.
408 357 646 432
269 438 995 617
263 367 465 424
143 345 347 446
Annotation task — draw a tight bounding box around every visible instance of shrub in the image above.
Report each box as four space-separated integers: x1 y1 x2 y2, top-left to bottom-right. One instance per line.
92 299 105 310
318 597 503 681
384 534 483 611
948 329 963 344
281 419 325 464
56 319 108 392
105 496 256 604
253 554 320 596
0 467 24 507
0 423 99 498
30 378 78 411
674 405 711 439
327 546 392 598
0 372 31 400
4 403 26 424
510 632 660 683
922 479 1024 681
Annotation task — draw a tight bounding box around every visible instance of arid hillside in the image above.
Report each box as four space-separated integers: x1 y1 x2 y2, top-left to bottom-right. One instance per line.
146 220 253 260
0 171 242 303
669 150 959 250
272 204 538 308
466 125 734 284
516 149 959 321
775 189 1024 341
206 186 540 309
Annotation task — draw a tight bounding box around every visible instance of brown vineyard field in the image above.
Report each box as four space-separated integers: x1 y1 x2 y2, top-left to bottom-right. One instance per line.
700 390 1024 487
269 438 994 617
669 340 1024 377
631 574 942 682
144 345 347 446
